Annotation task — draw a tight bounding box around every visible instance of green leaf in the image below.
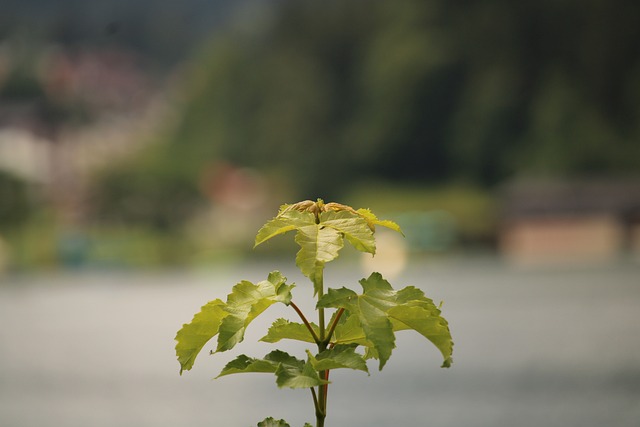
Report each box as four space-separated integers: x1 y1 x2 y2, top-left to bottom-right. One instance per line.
306 345 369 374
256 418 312 427
387 299 454 368
260 318 318 344
175 299 229 374
276 359 329 389
329 312 384 360
331 311 371 346
356 208 404 235
317 274 397 370
221 349 327 389
320 210 375 254
218 350 320 387
295 223 343 292
253 204 389 292
317 286 359 308
257 417 290 427
319 272 454 369
217 354 278 377
216 271 294 352
175 272 297 373
254 210 313 247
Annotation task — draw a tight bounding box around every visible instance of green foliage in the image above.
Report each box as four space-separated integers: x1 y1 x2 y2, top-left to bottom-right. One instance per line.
140 0 640 204
257 417 313 427
255 202 381 294
175 200 453 426
306 345 369 374
217 271 294 352
261 319 319 344
0 171 33 229
91 154 205 231
175 299 227 374
218 350 329 389
257 417 289 427
317 272 453 369
175 272 294 374
82 0 640 250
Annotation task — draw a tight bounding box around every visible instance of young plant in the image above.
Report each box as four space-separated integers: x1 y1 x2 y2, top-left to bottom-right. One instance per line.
175 199 453 427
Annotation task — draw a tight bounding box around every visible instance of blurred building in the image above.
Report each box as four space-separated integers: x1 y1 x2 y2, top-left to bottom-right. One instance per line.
499 179 640 266
0 44 166 224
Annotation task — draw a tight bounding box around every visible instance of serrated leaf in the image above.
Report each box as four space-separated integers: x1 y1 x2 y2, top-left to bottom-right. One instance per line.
260 318 319 344
276 359 329 389
356 208 404 235
320 210 375 254
306 345 369 374
329 312 381 360
356 295 396 369
295 223 343 292
254 203 393 291
387 300 454 368
257 417 290 427
395 285 428 304
331 313 366 344
217 349 311 383
254 210 313 247
319 272 454 369
216 272 294 352
221 349 328 389
317 286 358 308
317 274 397 370
256 418 311 427
175 299 229 374
217 354 278 378
357 273 399 311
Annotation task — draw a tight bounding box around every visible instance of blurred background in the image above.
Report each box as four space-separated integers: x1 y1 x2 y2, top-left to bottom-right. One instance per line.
1 0 639 426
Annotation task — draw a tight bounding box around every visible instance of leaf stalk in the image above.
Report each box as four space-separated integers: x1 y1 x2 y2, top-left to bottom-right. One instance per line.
290 301 321 345
324 308 345 346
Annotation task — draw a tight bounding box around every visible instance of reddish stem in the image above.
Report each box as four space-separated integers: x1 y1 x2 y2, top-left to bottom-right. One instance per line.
325 308 345 344
290 301 321 345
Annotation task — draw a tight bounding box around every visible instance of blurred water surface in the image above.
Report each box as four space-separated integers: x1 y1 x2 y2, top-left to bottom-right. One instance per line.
1 259 639 427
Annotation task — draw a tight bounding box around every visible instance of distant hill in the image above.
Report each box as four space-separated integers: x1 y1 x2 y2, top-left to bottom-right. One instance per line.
0 0 268 66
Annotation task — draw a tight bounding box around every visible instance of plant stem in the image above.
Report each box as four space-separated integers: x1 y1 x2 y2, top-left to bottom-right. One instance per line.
290 301 320 344
317 274 326 343
315 269 328 427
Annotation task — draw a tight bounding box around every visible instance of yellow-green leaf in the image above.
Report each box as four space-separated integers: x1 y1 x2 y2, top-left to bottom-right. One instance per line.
388 300 454 368
320 210 376 254
257 417 292 427
306 345 369 374
175 299 228 374
216 272 294 352
260 318 319 344
276 359 328 389
317 275 397 370
294 223 343 291
216 354 278 378
253 202 399 289
319 272 453 369
356 208 404 235
254 210 313 247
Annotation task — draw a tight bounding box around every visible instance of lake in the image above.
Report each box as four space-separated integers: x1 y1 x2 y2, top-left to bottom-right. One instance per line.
1 258 639 426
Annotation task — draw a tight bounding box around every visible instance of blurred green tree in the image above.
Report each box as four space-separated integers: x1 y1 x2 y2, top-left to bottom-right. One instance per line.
168 0 640 189
93 0 640 229
0 172 33 229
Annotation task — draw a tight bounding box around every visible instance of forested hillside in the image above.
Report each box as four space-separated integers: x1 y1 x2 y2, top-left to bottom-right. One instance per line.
102 0 639 203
